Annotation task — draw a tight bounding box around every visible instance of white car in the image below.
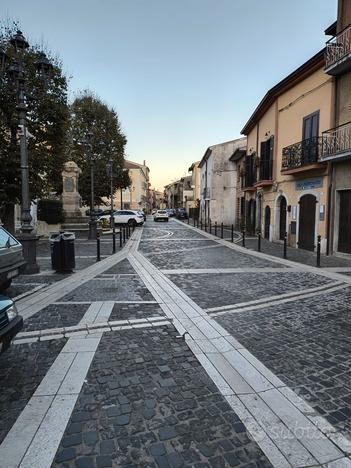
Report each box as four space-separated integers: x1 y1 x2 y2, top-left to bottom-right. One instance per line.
153 210 169 222
99 210 144 227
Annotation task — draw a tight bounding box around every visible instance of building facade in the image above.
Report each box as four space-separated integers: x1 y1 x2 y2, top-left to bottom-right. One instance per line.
116 159 150 212
322 0 351 255
199 137 247 225
241 51 333 252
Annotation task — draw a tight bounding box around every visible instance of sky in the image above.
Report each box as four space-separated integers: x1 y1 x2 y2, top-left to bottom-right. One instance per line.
1 0 337 191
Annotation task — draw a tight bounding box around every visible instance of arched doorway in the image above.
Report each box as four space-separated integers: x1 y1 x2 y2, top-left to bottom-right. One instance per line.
264 206 271 239
279 196 287 240
298 194 316 251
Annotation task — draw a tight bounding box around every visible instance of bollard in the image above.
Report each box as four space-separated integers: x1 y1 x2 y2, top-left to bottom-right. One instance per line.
123 227 126 244
96 232 101 261
119 229 122 248
197 218 199 229
209 220 212 234
112 227 116 254
133 224 135 232
283 232 287 259
231 225 234 243
257 231 261 252
187 216 189 225
316 235 321 267
242 230 245 247
215 222 217 237
204 222 207 232
221 223 224 239
193 217 195 227
200 220 203 230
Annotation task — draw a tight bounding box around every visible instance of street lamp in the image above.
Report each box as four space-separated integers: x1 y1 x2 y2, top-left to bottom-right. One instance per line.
0 30 53 273
81 132 98 240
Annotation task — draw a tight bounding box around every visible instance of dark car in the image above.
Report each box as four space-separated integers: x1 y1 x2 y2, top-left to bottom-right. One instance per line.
0 226 26 291
0 295 23 353
85 208 105 217
176 208 188 219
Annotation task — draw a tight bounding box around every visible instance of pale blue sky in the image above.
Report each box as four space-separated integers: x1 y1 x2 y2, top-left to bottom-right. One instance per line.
1 0 337 190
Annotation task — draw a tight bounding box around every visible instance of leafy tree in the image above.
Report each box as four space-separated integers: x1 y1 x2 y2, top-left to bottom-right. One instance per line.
0 23 69 231
68 91 129 206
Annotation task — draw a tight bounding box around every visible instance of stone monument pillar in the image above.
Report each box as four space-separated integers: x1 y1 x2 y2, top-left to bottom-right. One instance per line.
62 161 82 219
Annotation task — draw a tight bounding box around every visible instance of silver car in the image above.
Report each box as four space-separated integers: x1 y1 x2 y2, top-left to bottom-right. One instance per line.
153 210 169 222
0 227 26 290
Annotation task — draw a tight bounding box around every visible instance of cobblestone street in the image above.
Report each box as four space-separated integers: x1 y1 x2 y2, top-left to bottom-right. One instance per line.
0 218 351 467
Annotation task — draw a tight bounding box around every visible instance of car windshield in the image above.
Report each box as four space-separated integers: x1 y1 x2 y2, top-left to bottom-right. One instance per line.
158 210 167 214
0 227 20 249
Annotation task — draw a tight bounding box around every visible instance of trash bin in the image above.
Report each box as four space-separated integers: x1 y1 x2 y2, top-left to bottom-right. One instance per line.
49 231 75 272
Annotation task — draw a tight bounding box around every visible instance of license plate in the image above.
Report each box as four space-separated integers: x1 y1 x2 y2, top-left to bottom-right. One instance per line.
7 269 18 279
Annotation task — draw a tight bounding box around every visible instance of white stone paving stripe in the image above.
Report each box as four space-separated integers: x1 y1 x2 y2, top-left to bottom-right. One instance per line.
172 218 351 287
145 244 222 255
17 230 139 321
206 281 346 313
162 267 305 274
130 240 349 467
209 283 349 318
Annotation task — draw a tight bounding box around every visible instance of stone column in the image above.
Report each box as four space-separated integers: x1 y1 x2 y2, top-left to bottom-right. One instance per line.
62 162 82 220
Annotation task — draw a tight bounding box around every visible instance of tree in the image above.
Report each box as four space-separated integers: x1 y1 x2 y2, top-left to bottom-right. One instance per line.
0 23 69 232
68 91 129 206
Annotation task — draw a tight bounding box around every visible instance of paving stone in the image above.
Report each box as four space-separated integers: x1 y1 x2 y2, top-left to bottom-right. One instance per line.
55 447 76 463
23 303 89 332
216 287 351 437
62 433 82 447
75 456 95 468
0 338 67 444
96 455 113 468
52 327 270 467
150 442 166 456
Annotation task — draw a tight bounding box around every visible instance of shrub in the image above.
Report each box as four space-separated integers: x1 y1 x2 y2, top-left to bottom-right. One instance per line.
37 199 64 224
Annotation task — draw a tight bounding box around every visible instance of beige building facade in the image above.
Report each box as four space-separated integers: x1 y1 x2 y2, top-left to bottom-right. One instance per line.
322 0 351 255
115 159 150 212
242 51 333 253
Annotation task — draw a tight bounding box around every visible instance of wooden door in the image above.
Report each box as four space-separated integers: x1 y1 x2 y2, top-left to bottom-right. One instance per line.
338 190 351 254
279 197 287 240
264 206 270 239
298 194 316 251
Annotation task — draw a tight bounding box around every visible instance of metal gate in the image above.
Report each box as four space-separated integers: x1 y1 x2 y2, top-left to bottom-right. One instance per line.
338 190 351 254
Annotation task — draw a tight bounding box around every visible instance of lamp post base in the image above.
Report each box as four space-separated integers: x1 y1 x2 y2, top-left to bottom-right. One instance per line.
17 233 40 274
88 220 98 240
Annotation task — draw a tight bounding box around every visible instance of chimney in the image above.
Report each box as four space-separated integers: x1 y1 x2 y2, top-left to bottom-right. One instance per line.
143 160 146 166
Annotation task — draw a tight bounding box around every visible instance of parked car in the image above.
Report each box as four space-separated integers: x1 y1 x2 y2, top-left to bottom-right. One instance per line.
0 295 23 354
138 210 146 222
167 209 176 217
0 226 26 291
85 208 105 217
99 210 144 227
154 210 169 222
151 209 157 215
176 208 188 219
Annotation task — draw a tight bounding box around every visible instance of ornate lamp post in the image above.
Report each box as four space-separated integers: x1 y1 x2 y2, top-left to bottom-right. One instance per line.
0 31 53 273
81 132 98 240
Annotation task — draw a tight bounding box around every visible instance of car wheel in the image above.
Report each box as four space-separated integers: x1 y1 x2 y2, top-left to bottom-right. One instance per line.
0 279 12 291
128 219 137 227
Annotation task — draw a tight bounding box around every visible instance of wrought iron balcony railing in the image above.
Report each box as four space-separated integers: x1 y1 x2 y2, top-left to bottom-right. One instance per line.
282 137 322 171
259 158 273 181
322 121 351 160
325 24 351 73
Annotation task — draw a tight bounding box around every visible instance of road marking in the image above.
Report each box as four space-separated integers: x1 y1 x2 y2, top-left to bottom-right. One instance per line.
128 243 350 467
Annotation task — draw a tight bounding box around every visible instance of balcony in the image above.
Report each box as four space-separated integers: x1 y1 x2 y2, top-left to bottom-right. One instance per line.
282 137 326 174
325 24 351 75
322 121 351 161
